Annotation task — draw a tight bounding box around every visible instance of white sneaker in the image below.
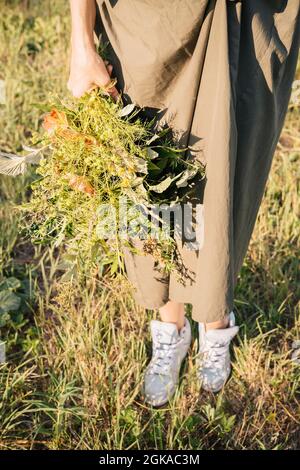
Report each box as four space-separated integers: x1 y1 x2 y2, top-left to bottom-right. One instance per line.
142 316 192 407
197 311 239 392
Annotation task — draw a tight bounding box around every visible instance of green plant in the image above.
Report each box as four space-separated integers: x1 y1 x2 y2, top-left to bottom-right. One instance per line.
0 277 21 327
12 88 205 284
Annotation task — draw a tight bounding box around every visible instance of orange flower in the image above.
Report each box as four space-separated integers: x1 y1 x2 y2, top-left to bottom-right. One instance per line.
56 127 82 141
43 109 98 146
65 173 96 196
57 128 98 146
83 135 98 146
42 108 68 134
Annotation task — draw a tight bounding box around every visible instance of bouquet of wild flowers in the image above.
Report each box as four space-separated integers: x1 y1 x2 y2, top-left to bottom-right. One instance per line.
0 82 205 282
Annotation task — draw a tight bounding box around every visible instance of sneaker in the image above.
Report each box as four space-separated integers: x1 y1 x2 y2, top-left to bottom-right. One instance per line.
196 311 239 392
142 316 192 407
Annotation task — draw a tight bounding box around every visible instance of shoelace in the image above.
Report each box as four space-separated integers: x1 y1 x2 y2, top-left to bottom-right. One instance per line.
148 336 184 376
200 340 229 370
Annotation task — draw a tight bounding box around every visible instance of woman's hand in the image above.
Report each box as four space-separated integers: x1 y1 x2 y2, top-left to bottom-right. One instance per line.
68 0 119 101
67 48 120 101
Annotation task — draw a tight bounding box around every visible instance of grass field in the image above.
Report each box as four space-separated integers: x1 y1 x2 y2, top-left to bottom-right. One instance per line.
0 0 299 450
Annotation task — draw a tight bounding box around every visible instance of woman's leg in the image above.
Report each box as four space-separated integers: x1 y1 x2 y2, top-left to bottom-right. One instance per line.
205 316 229 330
159 300 229 331
159 301 185 331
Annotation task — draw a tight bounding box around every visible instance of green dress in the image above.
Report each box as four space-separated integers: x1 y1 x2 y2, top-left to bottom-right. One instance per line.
95 0 300 323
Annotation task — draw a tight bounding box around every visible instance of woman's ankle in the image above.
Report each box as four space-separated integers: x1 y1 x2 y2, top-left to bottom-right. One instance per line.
205 315 229 331
158 301 185 331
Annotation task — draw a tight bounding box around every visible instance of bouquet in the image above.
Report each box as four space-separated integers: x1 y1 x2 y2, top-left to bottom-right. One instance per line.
0 80 205 283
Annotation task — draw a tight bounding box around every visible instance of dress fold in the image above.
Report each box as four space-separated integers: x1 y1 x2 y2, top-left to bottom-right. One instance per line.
95 0 300 322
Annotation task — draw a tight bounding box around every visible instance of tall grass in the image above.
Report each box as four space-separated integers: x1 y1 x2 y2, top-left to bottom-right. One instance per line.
0 0 299 450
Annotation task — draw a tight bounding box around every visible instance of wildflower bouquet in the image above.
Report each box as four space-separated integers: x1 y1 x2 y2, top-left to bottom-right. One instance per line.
0 83 205 282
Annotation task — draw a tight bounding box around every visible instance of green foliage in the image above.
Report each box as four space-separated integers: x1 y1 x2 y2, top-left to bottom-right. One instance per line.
202 398 236 438
22 89 204 283
0 277 21 326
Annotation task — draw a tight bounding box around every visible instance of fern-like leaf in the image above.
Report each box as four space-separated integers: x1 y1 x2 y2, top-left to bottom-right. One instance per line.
0 146 47 176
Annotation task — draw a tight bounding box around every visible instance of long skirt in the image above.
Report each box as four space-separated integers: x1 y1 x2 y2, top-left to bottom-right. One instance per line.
94 0 300 323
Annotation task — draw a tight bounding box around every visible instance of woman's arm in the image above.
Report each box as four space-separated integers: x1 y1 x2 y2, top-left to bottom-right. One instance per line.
67 0 119 100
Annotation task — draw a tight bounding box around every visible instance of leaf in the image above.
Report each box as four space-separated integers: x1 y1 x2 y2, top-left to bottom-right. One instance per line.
133 156 148 174
130 176 145 188
0 145 45 176
148 156 169 176
22 144 48 163
175 167 199 188
145 134 160 146
149 127 171 143
148 176 174 193
117 103 136 117
147 161 161 171
0 277 21 291
0 153 27 176
0 313 10 327
145 148 159 160
148 168 188 193
0 291 21 314
110 257 119 275
154 147 185 159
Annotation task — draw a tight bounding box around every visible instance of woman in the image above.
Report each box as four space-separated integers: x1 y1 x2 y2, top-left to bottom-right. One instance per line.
68 0 300 406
